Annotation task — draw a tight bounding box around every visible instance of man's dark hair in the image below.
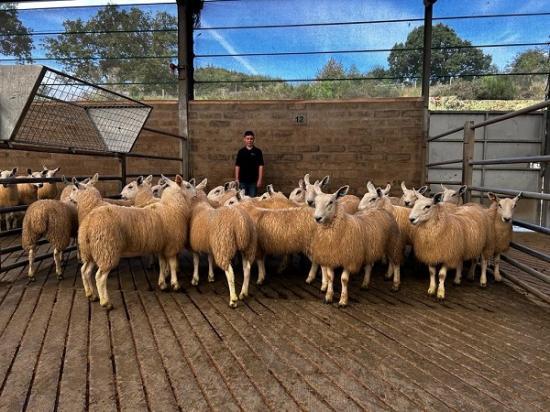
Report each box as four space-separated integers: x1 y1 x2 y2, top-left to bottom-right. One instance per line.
243 130 255 137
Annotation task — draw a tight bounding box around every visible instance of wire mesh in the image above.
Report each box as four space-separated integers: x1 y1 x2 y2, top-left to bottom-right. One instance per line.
12 66 152 153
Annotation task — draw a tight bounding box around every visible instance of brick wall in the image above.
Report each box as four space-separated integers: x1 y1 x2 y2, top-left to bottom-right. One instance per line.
1 98 423 197
189 98 423 196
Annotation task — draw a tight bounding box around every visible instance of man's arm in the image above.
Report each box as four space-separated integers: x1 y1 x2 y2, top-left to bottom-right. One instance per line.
256 165 264 188
235 165 240 183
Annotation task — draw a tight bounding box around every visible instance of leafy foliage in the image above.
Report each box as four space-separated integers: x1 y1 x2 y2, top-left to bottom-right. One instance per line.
388 23 493 83
0 3 33 62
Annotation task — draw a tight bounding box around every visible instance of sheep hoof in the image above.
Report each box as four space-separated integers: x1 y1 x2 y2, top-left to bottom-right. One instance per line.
159 283 168 291
57 274 64 281
191 278 199 286
101 302 114 311
391 284 400 292
324 296 333 304
256 279 265 286
171 283 181 292
28 276 36 282
305 277 314 284
494 276 502 283
320 285 328 292
360 284 369 290
229 300 238 309
453 279 461 286
384 275 392 281
480 282 487 288
239 292 248 300
88 294 98 302
338 301 348 308
208 276 215 283
427 289 436 296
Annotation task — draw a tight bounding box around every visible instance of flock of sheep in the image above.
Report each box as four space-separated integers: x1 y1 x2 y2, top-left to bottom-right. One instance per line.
0 166 520 310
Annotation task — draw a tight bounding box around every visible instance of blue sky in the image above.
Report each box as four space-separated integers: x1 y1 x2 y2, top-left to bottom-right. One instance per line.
9 0 550 79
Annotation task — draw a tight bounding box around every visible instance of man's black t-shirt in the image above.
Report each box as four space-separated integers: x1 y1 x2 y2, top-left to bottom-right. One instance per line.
235 146 264 183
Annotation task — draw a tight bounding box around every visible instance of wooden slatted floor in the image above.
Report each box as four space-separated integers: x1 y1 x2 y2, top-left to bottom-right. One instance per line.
1 234 550 411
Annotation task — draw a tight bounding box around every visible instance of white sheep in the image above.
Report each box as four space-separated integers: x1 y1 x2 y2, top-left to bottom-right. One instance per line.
76 175 191 309
37 166 60 200
311 185 402 306
22 183 78 281
304 173 360 213
487 192 521 282
0 168 19 231
409 191 492 299
439 184 467 204
289 178 306 203
400 181 429 207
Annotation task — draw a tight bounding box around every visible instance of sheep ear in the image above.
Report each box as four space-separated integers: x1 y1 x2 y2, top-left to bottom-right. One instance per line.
401 181 407 192
417 185 428 195
42 165 48 171
487 192 498 202
267 184 274 195
189 177 196 187
366 181 376 193
239 188 245 198
175 175 183 185
53 167 60 174
89 173 99 185
27 168 32 175
514 192 522 202
383 183 391 195
137 176 144 185
62 175 70 185
144 175 153 185
303 174 311 185
71 176 77 185
11 167 17 176
335 185 349 198
458 185 467 196
81 177 91 185
320 175 330 187
440 183 447 190
298 178 305 190
236 191 242 201
196 178 207 191
41 170 48 176
433 192 444 204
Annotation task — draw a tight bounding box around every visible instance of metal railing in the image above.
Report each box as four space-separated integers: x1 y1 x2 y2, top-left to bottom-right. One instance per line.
0 126 186 274
425 99 550 302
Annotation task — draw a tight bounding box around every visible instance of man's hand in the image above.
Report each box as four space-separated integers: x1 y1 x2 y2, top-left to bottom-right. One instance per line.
256 180 262 188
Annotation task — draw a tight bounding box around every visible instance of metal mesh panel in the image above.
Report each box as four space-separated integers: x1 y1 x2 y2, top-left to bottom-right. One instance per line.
12 67 151 153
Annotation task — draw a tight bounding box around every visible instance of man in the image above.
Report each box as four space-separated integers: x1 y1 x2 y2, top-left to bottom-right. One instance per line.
235 130 264 196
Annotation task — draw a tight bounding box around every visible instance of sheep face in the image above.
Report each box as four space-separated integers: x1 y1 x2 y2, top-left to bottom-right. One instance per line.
489 192 521 223
401 182 428 207
289 178 306 203
358 181 378 210
27 169 46 189
42 166 60 178
313 186 349 224
304 174 329 207
207 186 225 201
121 175 152 200
440 184 467 204
152 177 167 198
408 193 442 225
0 168 17 188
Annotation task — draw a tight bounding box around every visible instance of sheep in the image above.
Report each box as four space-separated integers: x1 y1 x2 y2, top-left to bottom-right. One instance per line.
408 191 492 299
187 181 257 307
259 184 288 201
400 181 429 207
18 168 41 205
304 173 360 213
487 192 521 282
0 168 19 231
37 166 60 200
152 177 166 198
440 184 467 205
77 175 191 310
207 180 238 204
121 175 158 207
311 185 402 306
22 183 78 281
289 178 306 203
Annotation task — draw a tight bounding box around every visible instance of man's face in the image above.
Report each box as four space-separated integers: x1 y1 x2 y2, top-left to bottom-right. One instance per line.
243 135 255 148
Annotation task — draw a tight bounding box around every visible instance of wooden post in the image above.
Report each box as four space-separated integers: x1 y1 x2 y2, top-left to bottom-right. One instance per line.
177 0 193 179
119 153 127 191
462 121 475 203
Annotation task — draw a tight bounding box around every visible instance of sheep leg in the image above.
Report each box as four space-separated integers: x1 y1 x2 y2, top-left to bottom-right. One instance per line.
324 267 335 304
207 254 215 283
453 262 463 285
338 269 350 307
437 266 447 301
239 255 252 300
27 248 36 281
427 266 437 296
256 258 266 285
361 264 372 290
276 254 289 274
392 264 401 292
168 257 180 291
54 248 64 280
493 254 502 282
191 253 200 286
158 256 168 291
480 255 488 288
320 266 328 292
467 258 477 281
384 261 393 280
305 261 318 284
95 269 113 310
224 264 238 308
81 261 97 301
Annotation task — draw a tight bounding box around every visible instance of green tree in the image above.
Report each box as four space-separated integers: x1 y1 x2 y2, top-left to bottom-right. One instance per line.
508 49 549 73
388 23 492 83
0 3 33 62
44 5 178 96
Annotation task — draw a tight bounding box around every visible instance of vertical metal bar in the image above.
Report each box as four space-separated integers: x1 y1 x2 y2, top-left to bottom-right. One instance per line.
177 0 192 179
120 153 127 191
462 120 475 203
480 112 488 203
543 104 550 227
420 1 435 186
